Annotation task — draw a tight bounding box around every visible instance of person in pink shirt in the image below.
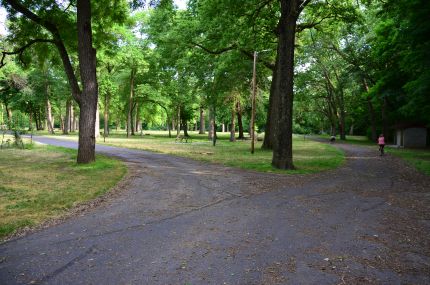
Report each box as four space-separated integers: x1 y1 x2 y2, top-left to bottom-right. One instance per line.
378 134 385 156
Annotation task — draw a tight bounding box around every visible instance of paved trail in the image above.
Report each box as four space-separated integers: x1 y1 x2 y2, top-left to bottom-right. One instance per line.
1 137 429 285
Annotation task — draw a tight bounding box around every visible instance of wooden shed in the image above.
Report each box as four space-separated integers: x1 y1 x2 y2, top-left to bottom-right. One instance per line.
394 124 428 148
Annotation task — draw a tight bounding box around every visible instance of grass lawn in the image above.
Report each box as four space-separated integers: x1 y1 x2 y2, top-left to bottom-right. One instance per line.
0 139 126 239
40 130 345 174
385 148 430 176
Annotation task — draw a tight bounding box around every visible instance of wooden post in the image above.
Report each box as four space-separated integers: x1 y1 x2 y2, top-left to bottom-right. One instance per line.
251 51 257 154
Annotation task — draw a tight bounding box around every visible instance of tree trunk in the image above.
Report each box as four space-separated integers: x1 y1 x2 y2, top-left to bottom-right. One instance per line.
28 111 33 131
272 0 298 169
76 0 98 163
221 123 225 133
64 99 71 134
135 102 140 133
236 101 244 139
131 102 136 136
127 68 135 138
338 91 346 140
208 106 214 140
182 118 189 137
104 92 110 137
349 124 354 136
262 57 278 150
230 107 236 142
5 104 12 129
176 108 180 136
45 98 54 134
199 107 205 134
212 106 217 146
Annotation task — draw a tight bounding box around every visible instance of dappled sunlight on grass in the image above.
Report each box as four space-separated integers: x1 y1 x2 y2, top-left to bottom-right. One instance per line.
0 144 126 239
92 131 345 174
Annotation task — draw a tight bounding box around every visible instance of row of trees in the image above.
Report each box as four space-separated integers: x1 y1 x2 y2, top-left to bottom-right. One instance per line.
1 0 428 168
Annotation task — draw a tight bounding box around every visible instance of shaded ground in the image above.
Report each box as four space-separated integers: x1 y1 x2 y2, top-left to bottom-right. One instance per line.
1 136 429 284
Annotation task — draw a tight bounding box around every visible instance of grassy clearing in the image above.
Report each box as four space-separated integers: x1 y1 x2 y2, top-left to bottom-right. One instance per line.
39 130 344 174
0 140 126 239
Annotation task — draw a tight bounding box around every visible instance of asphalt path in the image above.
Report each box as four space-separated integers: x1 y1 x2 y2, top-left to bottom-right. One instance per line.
0 136 429 284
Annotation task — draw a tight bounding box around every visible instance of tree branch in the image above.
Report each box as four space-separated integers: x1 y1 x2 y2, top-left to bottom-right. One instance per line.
191 41 237 55
3 0 82 103
0 39 55 68
239 48 275 70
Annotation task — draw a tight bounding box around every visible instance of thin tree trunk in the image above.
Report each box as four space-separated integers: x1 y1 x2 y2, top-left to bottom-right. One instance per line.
338 91 346 140
208 106 214 140
199 107 205 134
212 106 217 146
5 104 12 129
64 99 71 134
131 102 136 136
28 111 33 131
135 101 140 133
45 97 54 134
230 107 236 142
104 92 110 137
272 0 298 169
236 101 244 139
176 108 180 136
127 68 135 138
262 57 278 149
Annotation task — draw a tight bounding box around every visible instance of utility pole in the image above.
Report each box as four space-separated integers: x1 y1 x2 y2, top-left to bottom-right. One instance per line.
251 51 257 154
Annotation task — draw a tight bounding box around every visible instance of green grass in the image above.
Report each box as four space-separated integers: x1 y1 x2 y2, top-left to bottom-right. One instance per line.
39 130 345 174
386 148 430 176
0 142 126 239
318 134 375 146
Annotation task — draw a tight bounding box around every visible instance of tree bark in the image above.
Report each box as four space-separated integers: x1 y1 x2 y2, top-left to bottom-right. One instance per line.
127 68 135 138
212 106 217 146
64 98 71 134
199 107 205 134
176 108 180 136
45 97 54 134
262 56 278 150
272 0 298 169
28 111 32 131
208 106 214 140
135 102 141 133
338 90 346 140
104 91 110 136
236 101 244 139
230 107 236 142
76 0 98 163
